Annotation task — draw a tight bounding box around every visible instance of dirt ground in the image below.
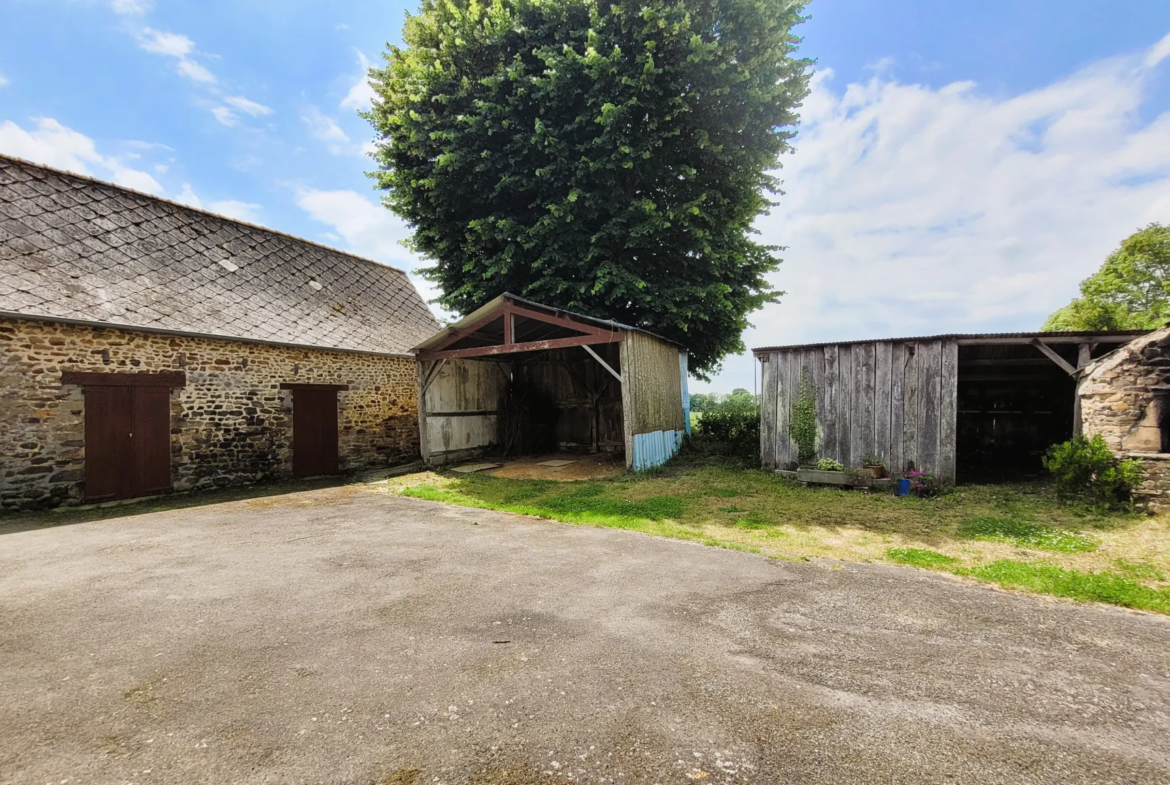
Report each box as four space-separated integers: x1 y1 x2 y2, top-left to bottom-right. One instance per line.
1 484 1168 784
482 452 626 480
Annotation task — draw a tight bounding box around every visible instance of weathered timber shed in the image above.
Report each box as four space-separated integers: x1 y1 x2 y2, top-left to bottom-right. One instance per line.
0 155 439 510
412 294 690 471
754 330 1147 483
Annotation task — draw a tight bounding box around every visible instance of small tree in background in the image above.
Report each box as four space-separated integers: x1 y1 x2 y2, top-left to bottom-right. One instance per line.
366 0 811 378
1044 224 1170 331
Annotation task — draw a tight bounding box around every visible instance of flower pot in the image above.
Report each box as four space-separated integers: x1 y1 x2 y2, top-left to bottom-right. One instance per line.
864 463 886 479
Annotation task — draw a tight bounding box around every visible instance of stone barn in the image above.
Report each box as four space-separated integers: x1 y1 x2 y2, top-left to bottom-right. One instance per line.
1078 326 1170 502
0 155 439 510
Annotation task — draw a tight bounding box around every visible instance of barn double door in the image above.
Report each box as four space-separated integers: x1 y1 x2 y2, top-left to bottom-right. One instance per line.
84 385 172 501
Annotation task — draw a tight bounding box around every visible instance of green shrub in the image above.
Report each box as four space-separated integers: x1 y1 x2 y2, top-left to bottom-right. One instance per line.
791 375 818 466
693 391 759 462
1043 435 1144 507
816 458 844 471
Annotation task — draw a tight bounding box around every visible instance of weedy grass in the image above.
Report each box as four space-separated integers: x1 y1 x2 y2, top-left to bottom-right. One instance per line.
386 455 1170 613
958 516 1099 553
887 547 958 569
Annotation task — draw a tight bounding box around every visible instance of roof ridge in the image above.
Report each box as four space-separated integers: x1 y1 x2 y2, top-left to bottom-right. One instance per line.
0 152 410 276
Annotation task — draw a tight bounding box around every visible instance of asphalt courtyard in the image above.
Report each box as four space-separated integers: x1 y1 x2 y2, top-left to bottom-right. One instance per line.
2 485 1169 785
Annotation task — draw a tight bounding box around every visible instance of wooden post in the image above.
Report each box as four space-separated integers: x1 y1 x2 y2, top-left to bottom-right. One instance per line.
1073 342 1091 436
416 360 431 465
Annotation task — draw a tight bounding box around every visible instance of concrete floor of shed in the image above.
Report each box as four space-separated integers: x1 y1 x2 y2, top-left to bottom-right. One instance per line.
485 452 626 480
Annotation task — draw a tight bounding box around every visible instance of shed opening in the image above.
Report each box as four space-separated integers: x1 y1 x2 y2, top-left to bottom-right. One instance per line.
412 295 689 471
954 335 1142 483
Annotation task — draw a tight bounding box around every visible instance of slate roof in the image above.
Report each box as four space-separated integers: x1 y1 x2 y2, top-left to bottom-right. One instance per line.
0 154 439 356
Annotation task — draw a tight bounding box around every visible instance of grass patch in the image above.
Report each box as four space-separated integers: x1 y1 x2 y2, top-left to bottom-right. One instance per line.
385 455 1170 614
887 548 957 569
734 512 775 530
1111 558 1166 581
960 560 1170 613
958 516 1098 553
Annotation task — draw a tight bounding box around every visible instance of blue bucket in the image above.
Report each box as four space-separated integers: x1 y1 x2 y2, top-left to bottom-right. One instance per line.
896 479 911 497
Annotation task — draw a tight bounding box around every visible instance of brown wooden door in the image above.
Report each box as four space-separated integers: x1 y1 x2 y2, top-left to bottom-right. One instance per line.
84 385 173 501
293 388 339 477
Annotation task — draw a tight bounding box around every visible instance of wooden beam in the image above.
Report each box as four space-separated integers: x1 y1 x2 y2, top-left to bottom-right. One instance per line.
1074 343 1092 436
504 302 616 337
420 358 447 396
424 312 504 353
583 344 622 383
62 371 186 387
1030 338 1077 375
278 382 350 391
417 331 623 361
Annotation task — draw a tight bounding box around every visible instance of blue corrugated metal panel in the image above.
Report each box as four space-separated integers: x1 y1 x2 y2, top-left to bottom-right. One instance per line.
632 429 685 471
680 352 691 435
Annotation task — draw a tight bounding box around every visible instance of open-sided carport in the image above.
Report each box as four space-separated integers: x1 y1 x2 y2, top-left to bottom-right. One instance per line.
412 294 690 471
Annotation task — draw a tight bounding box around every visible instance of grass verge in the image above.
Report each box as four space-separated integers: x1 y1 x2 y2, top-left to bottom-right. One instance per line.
385 455 1170 614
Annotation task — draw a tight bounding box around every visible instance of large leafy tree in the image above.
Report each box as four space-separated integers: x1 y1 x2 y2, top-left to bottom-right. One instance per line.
1044 223 1170 331
366 0 811 377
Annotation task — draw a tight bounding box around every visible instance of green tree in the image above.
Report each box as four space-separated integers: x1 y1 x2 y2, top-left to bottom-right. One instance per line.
366 0 811 378
1043 224 1170 331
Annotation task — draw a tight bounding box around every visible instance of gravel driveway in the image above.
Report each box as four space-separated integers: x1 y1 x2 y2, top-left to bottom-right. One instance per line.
1 485 1168 784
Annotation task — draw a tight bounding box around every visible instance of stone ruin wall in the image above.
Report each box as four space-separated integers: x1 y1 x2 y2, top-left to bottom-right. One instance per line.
1078 329 1170 503
0 317 420 511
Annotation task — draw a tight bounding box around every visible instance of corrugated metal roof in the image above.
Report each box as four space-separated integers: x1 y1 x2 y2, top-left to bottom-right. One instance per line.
751 330 1151 354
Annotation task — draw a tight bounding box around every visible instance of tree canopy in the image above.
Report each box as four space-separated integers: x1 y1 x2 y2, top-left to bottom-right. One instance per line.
365 0 811 378
1043 223 1170 331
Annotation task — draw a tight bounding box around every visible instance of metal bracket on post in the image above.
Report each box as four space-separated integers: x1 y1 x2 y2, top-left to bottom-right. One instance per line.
583 345 622 383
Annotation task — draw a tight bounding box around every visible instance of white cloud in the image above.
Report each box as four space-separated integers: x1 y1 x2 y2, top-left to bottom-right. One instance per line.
0 73 9 88
295 187 441 308
176 59 216 84
174 183 202 209
224 95 272 117
695 31 1170 391
301 105 354 155
136 28 216 84
340 51 376 111
137 28 194 58
211 106 237 127
111 0 152 14
0 117 163 195
208 200 261 223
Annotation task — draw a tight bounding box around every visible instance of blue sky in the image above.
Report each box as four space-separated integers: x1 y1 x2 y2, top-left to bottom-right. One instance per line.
2 0 1170 392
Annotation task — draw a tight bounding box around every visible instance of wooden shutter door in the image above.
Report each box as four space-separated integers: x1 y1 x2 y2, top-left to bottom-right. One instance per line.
84 386 134 501
133 386 173 495
293 388 340 477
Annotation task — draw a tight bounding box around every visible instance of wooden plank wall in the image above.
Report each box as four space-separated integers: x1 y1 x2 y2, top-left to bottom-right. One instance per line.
760 338 958 482
423 358 506 463
623 331 685 435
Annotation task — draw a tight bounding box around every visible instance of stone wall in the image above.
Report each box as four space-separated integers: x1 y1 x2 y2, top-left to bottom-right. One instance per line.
0 317 420 510
1079 327 1170 500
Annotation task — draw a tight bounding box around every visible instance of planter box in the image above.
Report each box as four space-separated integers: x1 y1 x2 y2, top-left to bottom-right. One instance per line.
796 468 873 488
